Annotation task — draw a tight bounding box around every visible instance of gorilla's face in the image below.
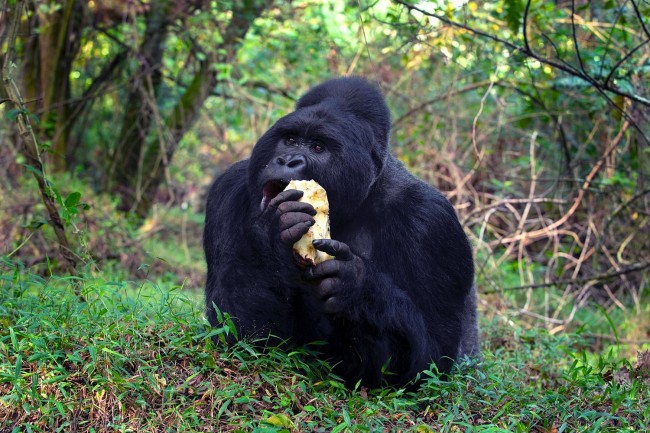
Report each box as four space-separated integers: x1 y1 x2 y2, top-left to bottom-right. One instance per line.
255 127 332 211
248 104 378 226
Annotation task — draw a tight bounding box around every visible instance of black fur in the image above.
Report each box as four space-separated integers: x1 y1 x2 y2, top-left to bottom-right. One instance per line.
204 77 478 388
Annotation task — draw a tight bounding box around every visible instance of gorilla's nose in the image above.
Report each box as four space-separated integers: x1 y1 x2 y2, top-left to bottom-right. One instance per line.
275 153 306 169
266 153 308 182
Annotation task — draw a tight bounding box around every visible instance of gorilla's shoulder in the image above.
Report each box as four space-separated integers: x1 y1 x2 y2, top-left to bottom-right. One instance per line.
210 160 249 188
207 159 250 208
380 159 458 216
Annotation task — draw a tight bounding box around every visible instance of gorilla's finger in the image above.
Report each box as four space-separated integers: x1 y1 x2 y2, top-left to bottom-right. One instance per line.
279 212 314 232
278 200 316 215
314 277 340 300
323 295 344 314
313 239 353 260
280 221 313 244
304 259 341 280
268 189 303 209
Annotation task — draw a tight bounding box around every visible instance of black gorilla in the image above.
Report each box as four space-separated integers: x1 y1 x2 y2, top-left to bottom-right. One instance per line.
204 77 478 388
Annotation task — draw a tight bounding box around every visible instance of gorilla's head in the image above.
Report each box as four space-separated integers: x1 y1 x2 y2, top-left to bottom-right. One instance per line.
249 77 392 226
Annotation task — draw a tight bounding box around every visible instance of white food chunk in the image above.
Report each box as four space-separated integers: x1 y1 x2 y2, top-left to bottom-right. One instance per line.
284 180 334 266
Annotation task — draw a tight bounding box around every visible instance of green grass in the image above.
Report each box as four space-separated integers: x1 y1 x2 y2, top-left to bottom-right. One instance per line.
1 262 648 432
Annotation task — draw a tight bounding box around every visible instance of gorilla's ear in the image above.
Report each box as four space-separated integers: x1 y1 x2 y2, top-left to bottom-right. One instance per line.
296 77 391 149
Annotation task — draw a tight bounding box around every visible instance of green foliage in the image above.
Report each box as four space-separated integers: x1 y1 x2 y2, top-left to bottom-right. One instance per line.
0 266 648 431
504 0 524 35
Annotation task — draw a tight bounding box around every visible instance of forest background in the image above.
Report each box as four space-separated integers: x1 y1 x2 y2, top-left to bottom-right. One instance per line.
1 0 649 431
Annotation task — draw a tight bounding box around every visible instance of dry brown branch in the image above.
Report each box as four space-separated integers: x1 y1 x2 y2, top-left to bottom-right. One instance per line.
461 197 567 225
492 120 630 247
447 74 496 201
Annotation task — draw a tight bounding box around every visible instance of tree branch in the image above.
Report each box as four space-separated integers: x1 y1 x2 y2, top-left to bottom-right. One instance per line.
492 120 630 246
392 80 494 127
571 0 587 75
630 0 650 40
393 0 650 108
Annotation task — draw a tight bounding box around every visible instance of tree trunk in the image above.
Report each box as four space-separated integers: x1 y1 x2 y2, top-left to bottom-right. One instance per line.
115 0 273 218
133 58 218 217
107 0 173 212
23 0 83 172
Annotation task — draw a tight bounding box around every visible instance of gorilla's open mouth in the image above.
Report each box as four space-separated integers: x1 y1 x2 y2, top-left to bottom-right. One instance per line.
261 180 289 210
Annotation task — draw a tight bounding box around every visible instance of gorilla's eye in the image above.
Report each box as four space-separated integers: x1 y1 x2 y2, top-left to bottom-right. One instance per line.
285 136 297 146
312 144 325 153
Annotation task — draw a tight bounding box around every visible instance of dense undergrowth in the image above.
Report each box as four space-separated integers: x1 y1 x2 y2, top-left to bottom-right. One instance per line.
1 262 648 432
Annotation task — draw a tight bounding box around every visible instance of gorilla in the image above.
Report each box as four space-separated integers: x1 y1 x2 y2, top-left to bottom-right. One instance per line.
204 77 478 388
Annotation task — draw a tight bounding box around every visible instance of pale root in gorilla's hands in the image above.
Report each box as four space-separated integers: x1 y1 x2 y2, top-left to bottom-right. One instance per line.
285 180 334 266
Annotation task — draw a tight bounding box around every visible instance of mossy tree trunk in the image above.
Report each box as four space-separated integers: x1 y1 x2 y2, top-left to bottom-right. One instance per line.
22 0 83 172
105 0 272 218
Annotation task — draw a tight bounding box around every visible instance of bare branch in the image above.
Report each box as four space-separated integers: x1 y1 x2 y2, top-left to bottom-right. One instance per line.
493 120 630 246
630 0 650 39
523 0 533 54
392 80 494 127
604 39 650 86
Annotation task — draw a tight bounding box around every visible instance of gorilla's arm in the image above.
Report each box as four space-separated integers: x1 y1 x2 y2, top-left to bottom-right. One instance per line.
321 263 433 388
204 162 260 333
205 161 321 342
204 162 293 340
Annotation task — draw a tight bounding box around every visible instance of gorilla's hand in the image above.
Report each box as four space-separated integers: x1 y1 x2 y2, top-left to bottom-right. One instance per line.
253 189 316 253
304 239 366 314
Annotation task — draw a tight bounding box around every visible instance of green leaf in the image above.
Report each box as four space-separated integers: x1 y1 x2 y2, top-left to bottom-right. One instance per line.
21 164 43 178
596 305 619 344
53 188 64 207
23 219 47 230
64 192 82 208
264 413 295 429
6 108 23 121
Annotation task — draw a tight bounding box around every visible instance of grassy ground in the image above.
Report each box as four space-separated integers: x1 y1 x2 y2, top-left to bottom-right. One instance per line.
1 262 649 432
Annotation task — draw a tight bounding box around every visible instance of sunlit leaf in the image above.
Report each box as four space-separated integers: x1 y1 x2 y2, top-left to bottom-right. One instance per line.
264 413 295 429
